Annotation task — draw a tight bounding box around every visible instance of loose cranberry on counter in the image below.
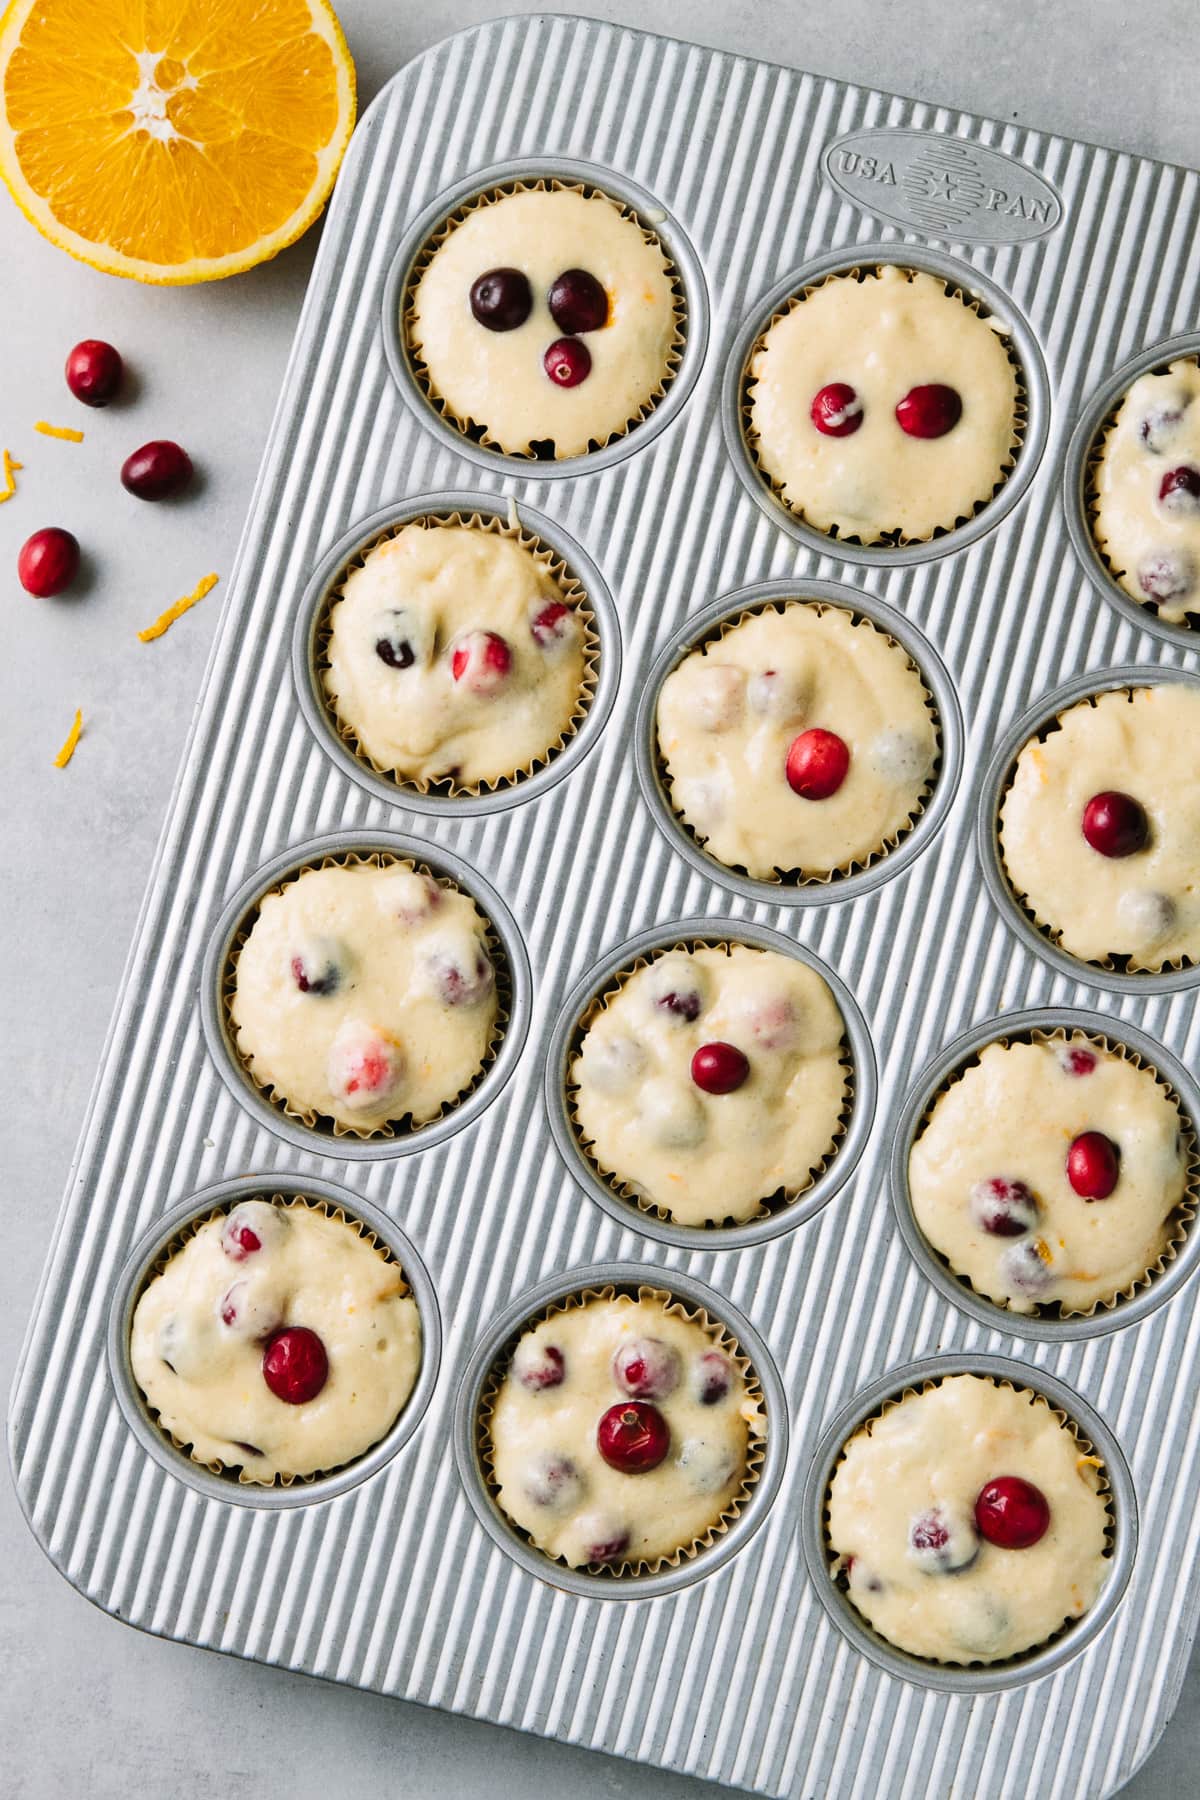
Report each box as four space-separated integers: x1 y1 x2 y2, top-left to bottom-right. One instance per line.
469 267 532 332
786 727 850 800
1158 464 1200 513
1138 552 1195 604
548 268 608 334
524 1452 583 1509
450 629 512 695
810 381 863 437
1081 790 1149 858
974 1475 1050 1549
693 1350 732 1406
262 1326 329 1404
529 599 575 648
513 1341 565 1392
968 1176 1040 1238
65 338 123 406
1059 1045 1097 1076
895 383 962 439
121 439 193 500
612 1337 681 1400
1067 1130 1120 1199
17 526 80 596
597 1400 670 1474
690 1041 750 1095
908 1505 979 1574
543 336 591 387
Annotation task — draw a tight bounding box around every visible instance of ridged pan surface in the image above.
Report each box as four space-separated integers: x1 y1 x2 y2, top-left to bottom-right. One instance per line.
10 15 1200 1799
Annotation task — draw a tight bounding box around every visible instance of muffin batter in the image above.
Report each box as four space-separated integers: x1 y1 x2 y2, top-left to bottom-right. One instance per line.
571 944 847 1225
748 265 1018 541
131 1200 422 1482
1093 359 1200 624
656 603 937 878
828 1375 1110 1663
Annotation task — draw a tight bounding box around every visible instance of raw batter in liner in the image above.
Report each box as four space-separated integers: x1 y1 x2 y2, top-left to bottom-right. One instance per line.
409 188 677 457
748 266 1018 541
323 524 587 788
828 1376 1109 1663
657 604 937 878
489 1294 761 1568
910 1036 1188 1315
131 1201 422 1481
999 685 1200 968
571 945 847 1226
230 864 498 1130
1092 359 1200 625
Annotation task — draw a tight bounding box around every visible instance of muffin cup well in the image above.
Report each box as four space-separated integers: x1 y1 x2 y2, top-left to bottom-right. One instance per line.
634 577 963 904
107 1174 442 1508
721 245 1049 566
199 831 532 1159
799 1353 1136 1694
544 917 876 1250
978 666 1200 993
1064 330 1200 651
452 1263 786 1599
292 494 620 816
382 157 708 475
890 1007 1200 1341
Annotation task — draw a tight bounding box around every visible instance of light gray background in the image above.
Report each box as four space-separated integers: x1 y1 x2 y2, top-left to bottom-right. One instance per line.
2 4 1197 1795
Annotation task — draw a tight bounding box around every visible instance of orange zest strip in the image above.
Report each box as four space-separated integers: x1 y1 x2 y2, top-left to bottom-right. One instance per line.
138 572 219 643
54 708 83 768
0 449 22 501
35 420 84 442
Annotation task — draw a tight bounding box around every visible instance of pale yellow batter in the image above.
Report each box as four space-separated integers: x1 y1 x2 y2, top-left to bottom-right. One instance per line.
748 266 1018 541
230 864 498 1130
911 1036 1187 1315
999 685 1200 968
1093 359 1200 624
324 524 587 788
131 1201 422 1482
828 1376 1110 1663
571 945 847 1225
409 188 677 457
657 604 937 878
489 1294 761 1568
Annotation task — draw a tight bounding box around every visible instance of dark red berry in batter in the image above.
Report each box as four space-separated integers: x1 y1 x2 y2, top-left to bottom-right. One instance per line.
786 728 850 799
597 1401 670 1473
547 268 608 334
1067 1131 1120 1200
262 1326 328 1404
1082 791 1149 858
974 1476 1050 1549
470 267 532 331
690 1042 750 1095
544 336 591 387
810 381 863 437
896 383 962 438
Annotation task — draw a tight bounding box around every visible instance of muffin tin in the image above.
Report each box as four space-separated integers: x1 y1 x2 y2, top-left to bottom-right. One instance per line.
10 16 1200 1800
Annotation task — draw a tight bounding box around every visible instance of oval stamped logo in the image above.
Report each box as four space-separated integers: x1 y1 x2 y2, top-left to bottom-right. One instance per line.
822 128 1062 244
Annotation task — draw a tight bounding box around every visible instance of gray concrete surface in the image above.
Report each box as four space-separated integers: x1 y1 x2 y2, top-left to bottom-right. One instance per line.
3 3 1198 1795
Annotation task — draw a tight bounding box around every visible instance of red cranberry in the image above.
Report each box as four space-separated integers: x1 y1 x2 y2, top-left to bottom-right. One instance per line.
17 526 79 596
1082 791 1149 858
694 1350 732 1405
529 599 575 648
968 1176 1039 1237
469 267 532 331
690 1041 750 1095
524 1452 583 1509
999 1238 1053 1296
654 988 702 1023
810 381 863 437
1059 1045 1097 1076
597 1401 670 1474
786 727 850 799
290 949 341 995
218 1281 279 1339
121 439 193 500
895 383 962 438
450 630 512 695
1158 464 1200 512
222 1285 243 1323
1139 401 1187 451
547 268 608 334
262 1326 328 1404
65 338 123 406
908 1505 979 1574
1138 553 1195 602
514 1341 565 1392
583 1523 630 1564
974 1476 1050 1549
375 619 417 669
543 336 591 387
221 1221 262 1261
612 1337 681 1400
1067 1130 1120 1199
423 942 494 1006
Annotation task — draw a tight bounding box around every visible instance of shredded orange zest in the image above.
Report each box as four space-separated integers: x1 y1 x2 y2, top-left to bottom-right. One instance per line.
53 707 82 767
1032 1236 1053 1265
138 572 218 643
34 420 83 442
1077 1455 1103 1471
0 448 22 500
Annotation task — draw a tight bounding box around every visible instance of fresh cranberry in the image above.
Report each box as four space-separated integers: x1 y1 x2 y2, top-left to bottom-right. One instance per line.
290 948 342 995
547 268 608 334
597 1401 670 1474
690 1041 750 1095
974 1476 1050 1549
121 439 193 501
450 630 512 695
895 383 962 438
217 1281 280 1339
908 1505 979 1574
469 267 532 331
968 1176 1039 1237
375 624 416 669
1139 401 1187 451
544 337 591 387
513 1341 565 1392
65 338 123 406
694 1350 732 1405
1059 1045 1097 1076
1067 1130 1120 1199
262 1326 328 1404
999 1238 1053 1296
1082 790 1149 858
810 381 863 437
219 1203 279 1262
421 938 494 1006
582 1521 630 1563
529 599 574 648
524 1452 583 1509
17 526 79 596
326 1023 404 1111
388 870 442 923
653 988 702 1023
1158 464 1200 512
1138 553 1195 602
786 727 850 799
221 1220 262 1261
612 1337 681 1400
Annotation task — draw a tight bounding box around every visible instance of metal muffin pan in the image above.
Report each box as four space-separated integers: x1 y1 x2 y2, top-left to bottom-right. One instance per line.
11 15 1200 1800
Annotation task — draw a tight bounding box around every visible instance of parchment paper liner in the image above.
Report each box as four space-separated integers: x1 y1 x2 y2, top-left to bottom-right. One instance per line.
476 1281 767 1577
911 1025 1199 1318
823 1371 1116 1668
223 849 511 1140
995 685 1196 975
741 265 1027 548
655 597 941 885
565 938 854 1226
1083 353 1200 632
402 176 686 460
132 1194 416 1488
317 508 601 799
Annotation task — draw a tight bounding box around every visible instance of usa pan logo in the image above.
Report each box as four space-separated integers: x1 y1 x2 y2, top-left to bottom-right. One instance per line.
822 128 1062 244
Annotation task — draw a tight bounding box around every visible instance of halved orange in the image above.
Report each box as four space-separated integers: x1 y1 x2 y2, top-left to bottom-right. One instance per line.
0 0 356 283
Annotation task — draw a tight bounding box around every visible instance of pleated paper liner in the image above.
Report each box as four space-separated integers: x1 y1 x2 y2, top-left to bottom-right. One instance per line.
223 849 512 1141
476 1282 767 1579
133 1194 416 1488
741 264 1028 548
910 1025 1199 1319
317 508 601 799
655 597 941 886
565 938 854 1228
822 1372 1116 1669
402 176 687 460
